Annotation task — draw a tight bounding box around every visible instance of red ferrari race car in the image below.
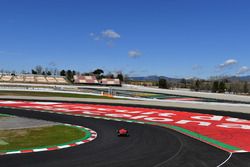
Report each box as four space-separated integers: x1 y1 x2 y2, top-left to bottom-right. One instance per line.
117 128 129 137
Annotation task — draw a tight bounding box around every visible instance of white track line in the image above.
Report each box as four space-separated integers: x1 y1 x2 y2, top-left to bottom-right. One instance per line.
217 152 232 167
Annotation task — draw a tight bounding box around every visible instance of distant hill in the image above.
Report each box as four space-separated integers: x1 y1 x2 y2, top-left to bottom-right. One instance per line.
212 75 250 81
128 75 181 82
129 75 250 82
227 75 250 81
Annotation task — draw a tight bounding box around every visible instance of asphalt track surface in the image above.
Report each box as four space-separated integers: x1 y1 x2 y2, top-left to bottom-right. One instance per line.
0 108 250 167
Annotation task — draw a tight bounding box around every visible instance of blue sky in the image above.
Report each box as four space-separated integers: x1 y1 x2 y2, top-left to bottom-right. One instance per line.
0 0 250 78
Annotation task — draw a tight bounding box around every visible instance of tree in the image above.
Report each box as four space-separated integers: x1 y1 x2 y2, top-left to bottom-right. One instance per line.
159 78 169 89
42 71 46 75
212 81 219 93
230 81 241 94
60 70 66 76
218 81 226 93
198 81 211 91
243 82 248 94
194 80 200 91
47 71 52 75
35 65 43 75
66 70 74 82
117 73 124 82
93 69 104 79
228 85 232 93
180 78 187 88
93 69 104 75
31 69 37 74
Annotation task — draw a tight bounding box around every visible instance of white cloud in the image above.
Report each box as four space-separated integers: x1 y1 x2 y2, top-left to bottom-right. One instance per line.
128 50 142 58
90 29 120 46
101 29 121 39
219 59 237 68
236 66 250 75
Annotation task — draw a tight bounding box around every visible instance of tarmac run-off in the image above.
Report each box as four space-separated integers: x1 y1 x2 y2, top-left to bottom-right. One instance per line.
0 100 249 153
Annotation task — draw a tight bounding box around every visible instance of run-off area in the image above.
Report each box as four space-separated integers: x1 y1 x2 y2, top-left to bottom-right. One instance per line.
0 100 250 153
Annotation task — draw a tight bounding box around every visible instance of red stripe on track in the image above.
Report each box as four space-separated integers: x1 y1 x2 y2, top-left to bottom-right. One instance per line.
0 100 249 152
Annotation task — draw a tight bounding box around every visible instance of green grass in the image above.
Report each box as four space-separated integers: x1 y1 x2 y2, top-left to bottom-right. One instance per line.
0 114 10 119
0 90 115 99
0 125 85 151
